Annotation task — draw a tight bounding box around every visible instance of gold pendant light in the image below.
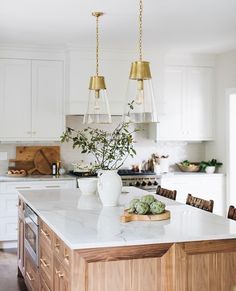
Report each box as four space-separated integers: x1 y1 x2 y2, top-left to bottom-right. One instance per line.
123 0 157 123
83 12 112 124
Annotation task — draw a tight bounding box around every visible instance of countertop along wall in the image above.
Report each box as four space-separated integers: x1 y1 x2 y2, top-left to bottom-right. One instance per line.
0 115 205 174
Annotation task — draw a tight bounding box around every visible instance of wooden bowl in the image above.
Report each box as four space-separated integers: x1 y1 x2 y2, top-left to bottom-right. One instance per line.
176 163 200 172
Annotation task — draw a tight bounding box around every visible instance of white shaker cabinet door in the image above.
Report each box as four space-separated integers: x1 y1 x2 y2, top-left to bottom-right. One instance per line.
0 59 31 139
186 67 213 140
156 66 186 140
32 60 64 140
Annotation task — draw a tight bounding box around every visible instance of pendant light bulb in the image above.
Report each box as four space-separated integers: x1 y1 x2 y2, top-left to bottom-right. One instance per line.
123 0 157 123
83 12 112 124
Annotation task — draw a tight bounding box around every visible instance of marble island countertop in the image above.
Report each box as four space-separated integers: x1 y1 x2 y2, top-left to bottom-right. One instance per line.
19 187 236 250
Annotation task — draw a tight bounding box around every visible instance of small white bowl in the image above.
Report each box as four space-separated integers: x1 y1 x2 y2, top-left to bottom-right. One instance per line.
78 178 98 195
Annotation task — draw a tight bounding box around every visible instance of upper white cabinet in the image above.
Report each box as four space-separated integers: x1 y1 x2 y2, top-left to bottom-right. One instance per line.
0 59 64 141
32 60 64 139
151 66 214 141
66 50 129 115
0 59 32 139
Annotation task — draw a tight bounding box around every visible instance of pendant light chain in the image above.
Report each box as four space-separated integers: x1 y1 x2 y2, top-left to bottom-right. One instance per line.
96 15 99 76
139 0 143 61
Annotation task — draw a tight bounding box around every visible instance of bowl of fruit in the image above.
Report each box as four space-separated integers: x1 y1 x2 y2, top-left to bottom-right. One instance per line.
176 160 200 172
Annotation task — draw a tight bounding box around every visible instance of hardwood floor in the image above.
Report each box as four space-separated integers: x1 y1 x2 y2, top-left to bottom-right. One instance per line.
0 249 27 291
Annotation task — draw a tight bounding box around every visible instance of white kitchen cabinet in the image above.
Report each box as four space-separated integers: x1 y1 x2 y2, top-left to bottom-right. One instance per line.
0 59 64 141
160 174 225 216
66 50 129 116
0 59 32 139
150 66 214 141
0 179 76 245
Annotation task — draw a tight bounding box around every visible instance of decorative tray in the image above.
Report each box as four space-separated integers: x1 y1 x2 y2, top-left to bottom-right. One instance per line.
120 210 170 223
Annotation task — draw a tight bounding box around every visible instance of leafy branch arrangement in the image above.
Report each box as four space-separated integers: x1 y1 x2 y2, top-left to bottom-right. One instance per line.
61 120 138 171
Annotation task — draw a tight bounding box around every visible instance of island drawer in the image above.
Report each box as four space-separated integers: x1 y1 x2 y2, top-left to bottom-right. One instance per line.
39 242 53 290
53 234 72 272
25 250 39 291
39 219 53 249
53 255 70 291
40 275 51 291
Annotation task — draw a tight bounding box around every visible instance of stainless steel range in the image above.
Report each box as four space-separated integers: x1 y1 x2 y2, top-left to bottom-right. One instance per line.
118 170 160 193
70 169 160 193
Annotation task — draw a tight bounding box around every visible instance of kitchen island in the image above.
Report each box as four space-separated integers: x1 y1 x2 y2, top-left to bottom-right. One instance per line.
18 187 236 291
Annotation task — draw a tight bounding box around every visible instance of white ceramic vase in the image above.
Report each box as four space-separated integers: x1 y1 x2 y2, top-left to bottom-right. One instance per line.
205 166 216 174
97 170 122 207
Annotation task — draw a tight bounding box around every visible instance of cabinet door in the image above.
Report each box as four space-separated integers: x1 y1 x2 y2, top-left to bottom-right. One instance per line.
186 67 213 140
32 60 64 140
157 66 186 140
0 59 31 139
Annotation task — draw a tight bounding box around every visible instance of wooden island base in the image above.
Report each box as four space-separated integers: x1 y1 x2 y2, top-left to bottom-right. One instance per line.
20 218 236 291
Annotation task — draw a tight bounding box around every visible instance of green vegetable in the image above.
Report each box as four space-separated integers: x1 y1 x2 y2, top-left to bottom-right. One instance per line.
150 201 166 214
127 207 136 214
140 194 156 205
181 160 190 166
135 202 150 215
129 198 140 210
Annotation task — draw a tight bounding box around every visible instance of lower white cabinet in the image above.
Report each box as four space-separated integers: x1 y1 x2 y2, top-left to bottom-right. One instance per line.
160 174 225 216
0 179 76 243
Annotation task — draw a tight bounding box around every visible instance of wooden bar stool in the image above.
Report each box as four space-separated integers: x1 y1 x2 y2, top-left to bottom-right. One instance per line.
228 205 236 220
186 193 214 213
156 185 177 200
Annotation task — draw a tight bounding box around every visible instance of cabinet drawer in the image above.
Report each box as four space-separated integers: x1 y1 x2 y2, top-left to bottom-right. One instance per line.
54 234 72 272
5 182 33 193
53 255 70 291
25 251 39 291
40 275 52 291
39 220 53 249
0 194 18 217
39 242 53 289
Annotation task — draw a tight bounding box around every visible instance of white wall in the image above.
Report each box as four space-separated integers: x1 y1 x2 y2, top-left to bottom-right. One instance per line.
205 50 236 172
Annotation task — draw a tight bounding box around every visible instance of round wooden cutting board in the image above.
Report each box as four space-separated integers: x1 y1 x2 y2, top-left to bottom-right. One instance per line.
120 210 171 223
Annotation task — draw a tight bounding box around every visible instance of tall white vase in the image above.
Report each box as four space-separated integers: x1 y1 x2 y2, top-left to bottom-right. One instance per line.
97 170 122 207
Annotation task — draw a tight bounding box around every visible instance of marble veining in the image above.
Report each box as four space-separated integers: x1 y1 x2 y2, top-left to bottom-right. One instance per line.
19 187 236 249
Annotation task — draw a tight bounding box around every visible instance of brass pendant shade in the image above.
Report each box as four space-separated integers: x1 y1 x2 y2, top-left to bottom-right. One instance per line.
123 0 158 123
129 61 151 80
89 76 106 90
83 12 112 124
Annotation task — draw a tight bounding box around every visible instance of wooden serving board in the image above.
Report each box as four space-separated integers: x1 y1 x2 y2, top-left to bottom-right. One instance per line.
9 146 60 174
120 210 170 223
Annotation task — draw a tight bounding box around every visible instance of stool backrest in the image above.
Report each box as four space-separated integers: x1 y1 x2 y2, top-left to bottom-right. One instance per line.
156 186 177 200
186 193 214 213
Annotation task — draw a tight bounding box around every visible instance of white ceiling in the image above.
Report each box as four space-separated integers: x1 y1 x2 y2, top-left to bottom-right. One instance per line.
1 0 236 53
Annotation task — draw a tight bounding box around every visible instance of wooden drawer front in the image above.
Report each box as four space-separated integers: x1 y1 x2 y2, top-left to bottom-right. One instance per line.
0 194 18 217
54 256 70 291
39 243 53 289
40 220 53 248
25 251 39 291
40 276 52 291
54 234 72 272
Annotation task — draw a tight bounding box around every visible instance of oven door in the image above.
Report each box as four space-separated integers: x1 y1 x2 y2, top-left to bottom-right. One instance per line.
24 216 39 266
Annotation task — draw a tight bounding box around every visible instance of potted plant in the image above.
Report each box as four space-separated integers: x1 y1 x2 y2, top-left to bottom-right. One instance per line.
61 119 138 206
199 159 223 174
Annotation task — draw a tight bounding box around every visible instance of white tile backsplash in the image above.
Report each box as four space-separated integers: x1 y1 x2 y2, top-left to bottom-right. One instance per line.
0 115 205 174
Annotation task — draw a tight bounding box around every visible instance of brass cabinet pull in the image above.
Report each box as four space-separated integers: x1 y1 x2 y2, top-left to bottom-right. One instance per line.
55 243 60 248
16 186 31 189
41 229 49 237
55 269 64 278
40 258 49 267
45 185 61 188
26 271 34 281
